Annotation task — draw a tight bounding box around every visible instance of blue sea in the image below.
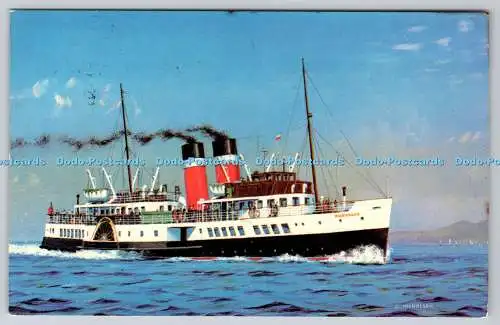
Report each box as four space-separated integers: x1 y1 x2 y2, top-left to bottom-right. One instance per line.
8 242 488 317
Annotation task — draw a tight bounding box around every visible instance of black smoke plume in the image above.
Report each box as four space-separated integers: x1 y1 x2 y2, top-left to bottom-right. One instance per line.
10 134 51 149
10 127 201 151
133 129 197 145
186 124 229 140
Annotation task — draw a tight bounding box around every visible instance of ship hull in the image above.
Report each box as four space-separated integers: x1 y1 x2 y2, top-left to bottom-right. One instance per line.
40 227 389 258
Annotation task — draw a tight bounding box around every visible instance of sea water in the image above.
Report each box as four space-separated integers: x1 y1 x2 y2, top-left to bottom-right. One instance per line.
8 242 488 317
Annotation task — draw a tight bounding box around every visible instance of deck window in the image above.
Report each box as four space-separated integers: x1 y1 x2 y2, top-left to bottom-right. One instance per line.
237 226 245 236
257 200 263 209
305 198 310 206
154 230 158 237
253 225 261 235
281 223 290 233
60 229 63 237
221 227 228 237
214 227 221 237
168 205 172 211
118 231 121 237
70 229 74 238
271 224 280 234
208 228 214 237
262 225 270 235
239 202 245 210
140 230 144 237
267 199 275 208
279 198 288 207
159 205 164 212
292 197 300 206
229 227 236 236
128 231 131 237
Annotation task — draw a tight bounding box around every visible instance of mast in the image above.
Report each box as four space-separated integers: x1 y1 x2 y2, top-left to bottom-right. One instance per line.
120 83 133 194
301 58 320 205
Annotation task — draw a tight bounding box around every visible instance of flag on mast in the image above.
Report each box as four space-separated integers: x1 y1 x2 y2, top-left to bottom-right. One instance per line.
275 133 282 141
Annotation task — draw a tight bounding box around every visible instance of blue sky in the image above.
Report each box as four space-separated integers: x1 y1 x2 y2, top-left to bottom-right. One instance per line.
9 11 489 240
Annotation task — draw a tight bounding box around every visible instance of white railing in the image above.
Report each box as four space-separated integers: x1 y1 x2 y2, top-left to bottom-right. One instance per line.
45 202 355 226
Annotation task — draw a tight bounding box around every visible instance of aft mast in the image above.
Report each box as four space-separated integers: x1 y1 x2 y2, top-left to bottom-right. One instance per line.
120 83 133 194
301 58 320 205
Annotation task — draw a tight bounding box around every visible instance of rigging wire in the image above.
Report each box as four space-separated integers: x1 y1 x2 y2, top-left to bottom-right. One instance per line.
315 129 387 197
313 129 341 198
313 134 331 199
283 73 302 154
306 71 387 197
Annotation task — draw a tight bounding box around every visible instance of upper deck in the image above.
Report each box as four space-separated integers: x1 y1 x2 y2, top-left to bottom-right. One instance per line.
224 171 313 198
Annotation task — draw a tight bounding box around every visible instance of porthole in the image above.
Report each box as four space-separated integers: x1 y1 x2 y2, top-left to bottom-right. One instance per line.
295 223 298 226
301 223 305 226
339 219 343 222
318 221 322 225
361 217 364 220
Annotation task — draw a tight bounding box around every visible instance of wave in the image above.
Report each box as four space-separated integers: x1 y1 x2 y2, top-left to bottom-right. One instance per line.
8 243 389 264
8 244 140 260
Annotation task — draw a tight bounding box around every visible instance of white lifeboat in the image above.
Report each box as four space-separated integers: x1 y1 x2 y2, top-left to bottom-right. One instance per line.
83 188 110 202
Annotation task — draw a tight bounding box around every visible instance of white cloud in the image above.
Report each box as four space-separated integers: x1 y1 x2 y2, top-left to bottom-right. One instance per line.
54 93 72 108
472 131 482 142
434 37 451 47
435 59 452 65
106 99 121 114
456 131 482 144
470 72 484 80
132 98 142 116
458 20 474 32
32 79 49 98
392 43 422 51
65 77 77 89
458 131 472 144
424 68 439 73
408 25 427 33
449 75 464 86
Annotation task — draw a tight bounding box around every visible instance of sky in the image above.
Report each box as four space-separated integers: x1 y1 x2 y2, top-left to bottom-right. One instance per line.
8 11 489 241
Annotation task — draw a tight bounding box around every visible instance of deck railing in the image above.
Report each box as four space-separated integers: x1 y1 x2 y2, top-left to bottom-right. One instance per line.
45 202 356 226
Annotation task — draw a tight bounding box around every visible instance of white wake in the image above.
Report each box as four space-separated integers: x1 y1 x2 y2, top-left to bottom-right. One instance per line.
9 243 391 264
8 243 139 260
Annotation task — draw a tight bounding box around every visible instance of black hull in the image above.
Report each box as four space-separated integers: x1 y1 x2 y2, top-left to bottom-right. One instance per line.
40 227 389 258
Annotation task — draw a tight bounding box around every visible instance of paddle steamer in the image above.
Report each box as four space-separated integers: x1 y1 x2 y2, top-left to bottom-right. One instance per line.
40 59 392 259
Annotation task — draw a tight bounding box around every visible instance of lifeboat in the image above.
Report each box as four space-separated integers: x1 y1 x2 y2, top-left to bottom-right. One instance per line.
83 188 110 203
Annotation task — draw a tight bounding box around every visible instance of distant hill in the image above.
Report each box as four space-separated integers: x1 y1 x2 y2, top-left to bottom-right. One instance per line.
389 219 488 244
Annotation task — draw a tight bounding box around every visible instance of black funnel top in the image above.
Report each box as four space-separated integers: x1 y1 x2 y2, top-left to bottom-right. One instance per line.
212 138 238 157
182 142 205 160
